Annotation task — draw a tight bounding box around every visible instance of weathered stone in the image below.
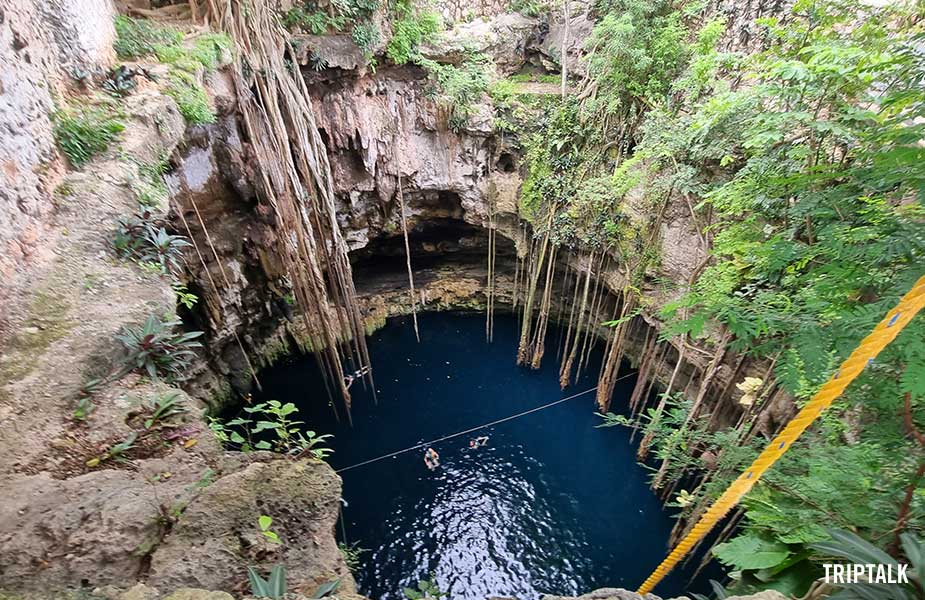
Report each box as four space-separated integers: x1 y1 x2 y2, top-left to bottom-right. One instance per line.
148 459 358 594
161 590 235 600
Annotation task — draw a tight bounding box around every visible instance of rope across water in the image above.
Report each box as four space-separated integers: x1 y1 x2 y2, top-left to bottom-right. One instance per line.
335 373 632 474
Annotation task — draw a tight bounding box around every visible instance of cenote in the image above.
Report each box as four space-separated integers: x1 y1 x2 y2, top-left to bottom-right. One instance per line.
251 312 713 600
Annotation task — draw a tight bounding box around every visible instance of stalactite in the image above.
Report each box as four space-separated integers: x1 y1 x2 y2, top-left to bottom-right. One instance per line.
206 0 373 420
559 250 594 388
397 177 420 342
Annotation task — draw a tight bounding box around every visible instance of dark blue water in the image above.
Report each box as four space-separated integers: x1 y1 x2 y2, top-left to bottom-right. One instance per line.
254 312 705 600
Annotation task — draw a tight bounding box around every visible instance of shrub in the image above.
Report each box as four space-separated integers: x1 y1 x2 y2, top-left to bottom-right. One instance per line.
142 392 188 429
386 0 442 65
114 15 181 59
52 102 125 167
163 70 216 124
418 53 490 132
114 210 190 275
116 315 203 381
351 21 381 56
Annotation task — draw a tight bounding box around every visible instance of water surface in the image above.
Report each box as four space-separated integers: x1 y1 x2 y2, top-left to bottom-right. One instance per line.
255 312 705 600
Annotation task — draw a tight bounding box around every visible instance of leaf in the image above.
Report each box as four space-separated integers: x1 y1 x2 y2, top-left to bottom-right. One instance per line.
255 440 273 450
404 588 423 600
247 567 269 597
258 515 273 531
810 529 898 567
713 533 792 570
252 421 280 433
311 578 341 598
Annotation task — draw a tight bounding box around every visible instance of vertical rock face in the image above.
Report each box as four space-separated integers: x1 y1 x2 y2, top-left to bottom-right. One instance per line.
0 0 114 281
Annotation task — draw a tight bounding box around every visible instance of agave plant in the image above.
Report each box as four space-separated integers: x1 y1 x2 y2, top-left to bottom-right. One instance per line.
247 564 287 599
116 315 203 381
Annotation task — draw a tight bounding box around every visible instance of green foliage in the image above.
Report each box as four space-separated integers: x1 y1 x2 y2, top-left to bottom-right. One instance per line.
713 532 791 571
52 101 125 168
310 579 341 598
114 210 191 276
811 529 924 600
418 53 491 132
116 315 203 381
339 542 367 572
351 21 382 56
282 8 343 34
142 392 187 429
113 15 181 59
403 575 446 600
171 281 199 309
214 400 334 459
509 0 549 17
248 564 287 599
86 432 138 468
164 70 216 124
112 16 224 124
386 0 442 65
584 0 689 122
258 514 281 543
72 396 94 422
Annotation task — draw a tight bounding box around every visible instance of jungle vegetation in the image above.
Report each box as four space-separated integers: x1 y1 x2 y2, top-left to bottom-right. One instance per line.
504 0 925 595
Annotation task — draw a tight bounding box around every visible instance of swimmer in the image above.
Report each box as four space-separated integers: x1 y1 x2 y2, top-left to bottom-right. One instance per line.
424 447 440 470
344 365 371 390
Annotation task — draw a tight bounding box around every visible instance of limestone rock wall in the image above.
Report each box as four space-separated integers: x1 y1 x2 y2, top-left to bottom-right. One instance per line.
0 0 114 282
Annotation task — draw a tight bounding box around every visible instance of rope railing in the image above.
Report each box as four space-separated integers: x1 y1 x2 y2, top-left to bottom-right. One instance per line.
637 275 925 595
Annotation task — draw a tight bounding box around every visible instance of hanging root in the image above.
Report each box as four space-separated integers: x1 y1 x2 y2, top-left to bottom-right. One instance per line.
397 177 420 342
206 0 372 420
560 251 595 388
485 186 496 343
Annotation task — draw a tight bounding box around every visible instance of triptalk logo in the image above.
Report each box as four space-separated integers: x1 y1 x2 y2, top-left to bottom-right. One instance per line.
823 563 910 585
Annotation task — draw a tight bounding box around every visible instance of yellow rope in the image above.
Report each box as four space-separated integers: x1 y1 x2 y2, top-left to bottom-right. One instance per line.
637 275 925 596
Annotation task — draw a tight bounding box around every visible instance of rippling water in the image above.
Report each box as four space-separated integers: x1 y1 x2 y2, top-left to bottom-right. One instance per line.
254 312 712 600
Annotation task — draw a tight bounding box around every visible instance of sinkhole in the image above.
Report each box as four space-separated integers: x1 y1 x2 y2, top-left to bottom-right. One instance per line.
248 312 715 600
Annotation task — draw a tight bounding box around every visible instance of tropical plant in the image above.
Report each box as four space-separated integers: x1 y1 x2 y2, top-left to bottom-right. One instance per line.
247 564 287 599
86 432 138 468
386 0 441 65
339 542 367 572
403 575 446 600
116 315 203 381
114 211 191 275
311 579 341 598
811 529 924 600
244 400 334 457
143 392 188 429
73 396 95 422
258 515 281 544
52 101 125 168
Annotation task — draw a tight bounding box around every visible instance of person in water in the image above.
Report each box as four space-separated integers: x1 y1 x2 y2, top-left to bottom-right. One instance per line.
343 365 371 390
468 436 489 449
424 447 440 470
